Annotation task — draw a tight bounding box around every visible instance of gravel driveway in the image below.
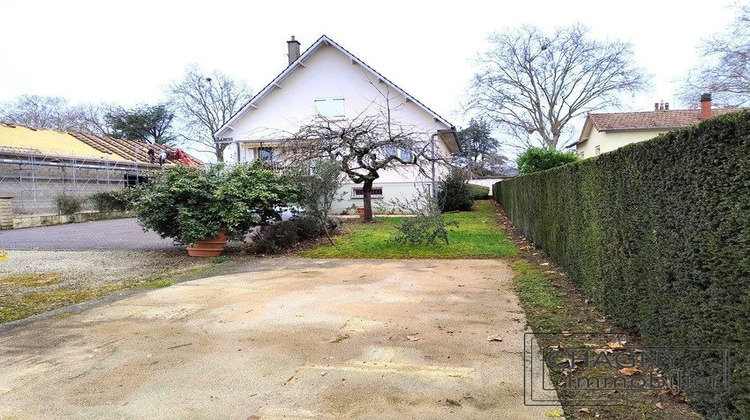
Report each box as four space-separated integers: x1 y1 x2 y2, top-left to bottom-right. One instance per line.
0 258 559 419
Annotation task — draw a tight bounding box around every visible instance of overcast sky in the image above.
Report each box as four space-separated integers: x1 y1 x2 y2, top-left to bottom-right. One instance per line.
0 0 741 155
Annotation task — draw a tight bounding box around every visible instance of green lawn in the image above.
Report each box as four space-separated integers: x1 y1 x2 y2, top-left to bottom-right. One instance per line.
301 201 519 259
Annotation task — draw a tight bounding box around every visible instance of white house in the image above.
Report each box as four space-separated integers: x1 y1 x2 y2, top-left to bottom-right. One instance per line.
214 35 459 214
574 94 743 158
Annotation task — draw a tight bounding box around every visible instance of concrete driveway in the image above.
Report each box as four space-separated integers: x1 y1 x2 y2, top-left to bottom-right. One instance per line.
0 258 558 419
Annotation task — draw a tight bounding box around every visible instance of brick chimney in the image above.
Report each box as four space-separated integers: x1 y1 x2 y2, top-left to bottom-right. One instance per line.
700 93 712 121
287 36 300 65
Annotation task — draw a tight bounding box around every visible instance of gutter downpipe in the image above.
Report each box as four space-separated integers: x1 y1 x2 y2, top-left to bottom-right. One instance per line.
431 133 438 198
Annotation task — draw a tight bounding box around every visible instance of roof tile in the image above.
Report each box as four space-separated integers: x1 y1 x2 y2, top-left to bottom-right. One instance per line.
589 108 742 132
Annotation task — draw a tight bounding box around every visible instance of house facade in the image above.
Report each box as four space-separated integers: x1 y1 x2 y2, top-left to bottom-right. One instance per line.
214 35 459 214
575 94 742 158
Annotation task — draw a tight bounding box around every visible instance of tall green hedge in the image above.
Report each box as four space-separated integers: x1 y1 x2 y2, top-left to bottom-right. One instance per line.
494 111 750 419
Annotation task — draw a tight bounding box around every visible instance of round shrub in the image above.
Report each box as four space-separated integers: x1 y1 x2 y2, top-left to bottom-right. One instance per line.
468 184 490 200
516 147 579 174
438 171 474 212
131 163 297 245
55 194 85 215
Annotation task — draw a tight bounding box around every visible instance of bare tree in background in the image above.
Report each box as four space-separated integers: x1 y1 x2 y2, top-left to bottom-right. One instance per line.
168 64 253 162
283 104 439 223
680 4 750 107
0 94 115 135
468 24 649 150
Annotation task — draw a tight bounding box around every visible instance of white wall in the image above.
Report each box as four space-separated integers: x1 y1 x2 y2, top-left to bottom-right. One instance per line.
222 43 453 163
219 43 455 213
577 129 666 158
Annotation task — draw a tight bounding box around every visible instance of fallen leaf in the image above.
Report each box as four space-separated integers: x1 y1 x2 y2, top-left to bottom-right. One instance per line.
578 407 591 413
594 348 613 355
329 334 349 343
561 331 572 337
487 335 503 342
618 367 641 376
654 402 664 409
406 334 420 341
606 341 626 349
543 410 563 418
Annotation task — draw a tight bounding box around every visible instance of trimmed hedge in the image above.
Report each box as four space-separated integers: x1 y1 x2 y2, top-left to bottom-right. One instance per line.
468 184 491 200
494 111 750 419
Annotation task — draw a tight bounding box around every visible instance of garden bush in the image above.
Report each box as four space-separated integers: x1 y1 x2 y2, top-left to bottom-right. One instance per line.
438 170 474 211
468 184 490 200
131 163 296 245
494 111 750 419
516 147 578 174
55 194 85 215
251 220 299 254
293 215 324 240
392 215 458 245
252 215 340 254
90 190 133 213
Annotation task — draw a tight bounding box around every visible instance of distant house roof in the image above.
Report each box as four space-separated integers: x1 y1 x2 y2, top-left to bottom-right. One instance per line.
0 122 201 165
215 35 459 152
69 132 202 166
0 123 126 160
578 108 744 143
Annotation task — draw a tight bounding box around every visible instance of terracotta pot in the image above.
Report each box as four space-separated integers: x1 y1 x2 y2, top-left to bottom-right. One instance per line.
356 206 366 220
187 230 229 257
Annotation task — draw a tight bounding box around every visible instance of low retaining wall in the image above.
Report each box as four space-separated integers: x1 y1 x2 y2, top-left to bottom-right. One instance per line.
11 211 133 229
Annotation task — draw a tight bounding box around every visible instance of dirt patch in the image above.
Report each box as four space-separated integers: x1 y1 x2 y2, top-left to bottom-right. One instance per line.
0 249 218 323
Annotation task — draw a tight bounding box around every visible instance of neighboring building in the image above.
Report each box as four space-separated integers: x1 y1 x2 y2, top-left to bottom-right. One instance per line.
0 123 200 216
574 94 743 158
215 35 459 213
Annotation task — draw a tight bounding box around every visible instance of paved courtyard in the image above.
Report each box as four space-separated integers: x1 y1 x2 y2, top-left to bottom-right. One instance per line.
0 258 557 419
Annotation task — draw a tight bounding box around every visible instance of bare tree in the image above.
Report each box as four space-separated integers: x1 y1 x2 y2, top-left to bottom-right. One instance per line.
0 94 117 135
468 24 649 150
168 64 253 162
283 108 436 223
680 4 750 107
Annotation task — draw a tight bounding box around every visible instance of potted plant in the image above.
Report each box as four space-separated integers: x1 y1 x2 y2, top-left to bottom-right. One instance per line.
131 163 297 257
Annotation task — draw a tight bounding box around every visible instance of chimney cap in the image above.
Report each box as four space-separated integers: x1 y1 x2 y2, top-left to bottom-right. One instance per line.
700 92 712 102
287 35 300 45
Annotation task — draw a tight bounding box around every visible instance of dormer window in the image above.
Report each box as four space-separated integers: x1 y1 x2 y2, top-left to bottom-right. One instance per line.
314 98 345 119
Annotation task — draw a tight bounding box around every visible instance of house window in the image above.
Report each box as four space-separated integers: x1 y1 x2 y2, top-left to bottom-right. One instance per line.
314 98 345 119
384 145 398 158
352 186 383 199
258 147 273 162
400 147 413 162
595 146 601 156
383 145 413 162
